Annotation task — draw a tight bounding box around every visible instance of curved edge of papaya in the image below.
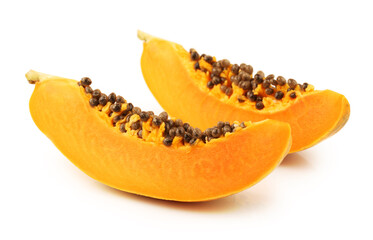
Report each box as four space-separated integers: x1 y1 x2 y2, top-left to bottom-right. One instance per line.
139 35 350 153
286 90 350 152
28 71 292 202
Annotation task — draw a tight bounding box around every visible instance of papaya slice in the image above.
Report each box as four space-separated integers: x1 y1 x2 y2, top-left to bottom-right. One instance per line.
26 70 291 202
138 31 350 153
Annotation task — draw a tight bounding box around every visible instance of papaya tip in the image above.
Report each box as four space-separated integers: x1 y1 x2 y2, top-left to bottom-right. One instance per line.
137 30 155 42
26 70 41 84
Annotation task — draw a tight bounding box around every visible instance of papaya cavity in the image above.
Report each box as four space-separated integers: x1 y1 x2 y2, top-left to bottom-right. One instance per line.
26 70 292 202
138 31 350 153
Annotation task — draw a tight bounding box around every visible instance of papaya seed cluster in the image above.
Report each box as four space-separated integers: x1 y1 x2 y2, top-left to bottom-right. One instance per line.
78 78 247 147
189 49 310 110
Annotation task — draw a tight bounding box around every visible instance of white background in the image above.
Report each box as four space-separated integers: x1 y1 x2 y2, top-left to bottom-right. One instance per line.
1 0 372 239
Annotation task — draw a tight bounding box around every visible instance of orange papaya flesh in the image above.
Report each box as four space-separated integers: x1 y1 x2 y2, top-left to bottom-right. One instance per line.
138 31 350 153
26 70 291 202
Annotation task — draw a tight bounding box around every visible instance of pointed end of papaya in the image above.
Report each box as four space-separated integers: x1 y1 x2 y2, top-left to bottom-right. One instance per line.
137 30 155 42
26 70 63 84
26 70 41 84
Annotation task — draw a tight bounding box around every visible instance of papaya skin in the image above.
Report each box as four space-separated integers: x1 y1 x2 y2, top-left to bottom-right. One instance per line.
138 31 350 153
27 70 292 202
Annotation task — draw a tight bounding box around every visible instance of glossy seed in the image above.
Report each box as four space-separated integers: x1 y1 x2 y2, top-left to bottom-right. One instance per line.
110 103 122 112
193 128 202 138
256 96 263 102
212 67 222 75
147 111 154 116
194 61 200 70
176 127 185 136
159 111 168 122
212 62 221 68
231 64 240 75
166 119 175 128
247 91 257 102
133 107 141 115
204 55 213 63
120 110 129 118
247 65 254 75
169 127 177 138
217 121 225 129
189 138 197 145
163 137 173 146
126 103 133 111
116 95 126 104
221 59 230 68
211 128 221 138
230 75 239 85
225 87 233 96
262 79 270 88
240 71 251 81
183 123 190 131
277 76 286 86
191 51 199 61
184 132 192 143
240 122 246 128
108 93 116 103
85 86 93 94
212 76 221 85
131 121 141 130
241 81 251 90
275 91 284 100
119 123 126 133
251 81 258 90
222 125 231 134
270 79 278 86
265 87 274 95
302 82 309 91
288 78 297 89
112 115 122 124
89 98 99 107
187 125 194 134
139 111 149 122
98 94 108 106
175 119 183 127
200 133 207 143
290 92 297 98
152 116 162 127
266 74 275 80
205 128 212 137
125 113 133 123
164 121 171 134
242 64 253 75
255 101 264 110
92 89 101 99
81 77 92 86
137 130 142 138
254 71 264 83
207 81 214 89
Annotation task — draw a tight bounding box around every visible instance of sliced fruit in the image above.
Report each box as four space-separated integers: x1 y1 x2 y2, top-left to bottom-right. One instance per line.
138 31 350 153
26 70 291 202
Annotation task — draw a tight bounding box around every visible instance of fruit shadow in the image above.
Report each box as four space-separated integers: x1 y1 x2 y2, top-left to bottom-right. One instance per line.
99 184 268 214
280 152 311 168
